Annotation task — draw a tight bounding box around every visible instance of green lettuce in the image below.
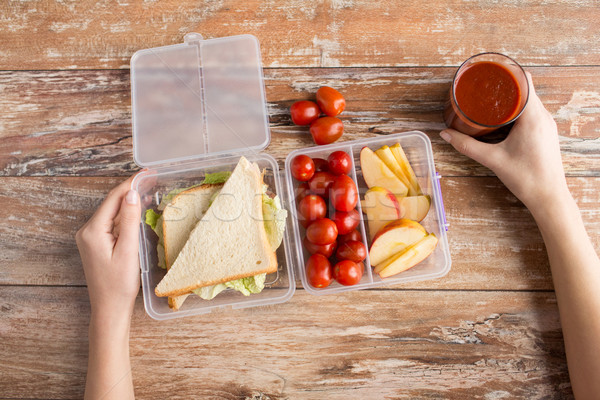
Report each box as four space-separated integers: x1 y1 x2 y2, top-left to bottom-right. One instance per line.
143 211 166 269
226 273 267 295
192 283 228 300
262 193 287 251
191 273 267 300
201 171 231 185
144 209 161 231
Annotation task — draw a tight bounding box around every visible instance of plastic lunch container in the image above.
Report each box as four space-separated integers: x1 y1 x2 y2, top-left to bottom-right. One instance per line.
130 33 452 320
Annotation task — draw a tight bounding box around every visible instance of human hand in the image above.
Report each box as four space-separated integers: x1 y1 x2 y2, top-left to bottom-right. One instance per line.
76 175 141 320
440 72 569 213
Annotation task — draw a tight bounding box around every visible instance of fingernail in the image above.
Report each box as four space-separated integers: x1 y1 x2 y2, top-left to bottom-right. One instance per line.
125 190 139 205
440 130 452 143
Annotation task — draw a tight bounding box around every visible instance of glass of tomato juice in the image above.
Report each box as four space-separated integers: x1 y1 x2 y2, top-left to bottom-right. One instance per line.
444 52 529 137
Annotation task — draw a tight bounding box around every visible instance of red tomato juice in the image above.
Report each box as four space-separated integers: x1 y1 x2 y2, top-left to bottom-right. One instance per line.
444 60 524 136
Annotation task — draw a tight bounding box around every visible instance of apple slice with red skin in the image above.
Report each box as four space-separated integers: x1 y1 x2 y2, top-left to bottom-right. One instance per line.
374 145 415 195
360 147 408 196
396 195 431 222
376 233 438 278
362 187 403 241
389 143 421 195
369 218 427 266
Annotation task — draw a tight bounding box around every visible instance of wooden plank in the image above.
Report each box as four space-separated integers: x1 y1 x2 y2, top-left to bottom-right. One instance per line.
0 287 572 399
1 67 599 177
1 176 598 290
0 0 599 70
0 177 121 286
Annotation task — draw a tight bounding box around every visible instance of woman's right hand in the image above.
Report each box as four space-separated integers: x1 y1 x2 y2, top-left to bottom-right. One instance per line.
440 72 569 213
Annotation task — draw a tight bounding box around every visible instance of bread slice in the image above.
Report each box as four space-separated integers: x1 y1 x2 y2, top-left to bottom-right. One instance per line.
155 157 277 298
162 183 224 310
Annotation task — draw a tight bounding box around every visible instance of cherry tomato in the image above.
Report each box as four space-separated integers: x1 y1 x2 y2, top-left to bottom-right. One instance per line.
308 171 336 198
303 236 337 258
298 194 327 224
335 240 367 263
306 254 333 288
291 154 315 182
357 262 365 274
330 174 358 212
290 100 321 126
295 182 311 202
338 229 362 245
328 151 352 175
309 117 343 145
333 260 363 286
313 157 329 172
316 86 346 117
306 218 338 245
332 208 360 235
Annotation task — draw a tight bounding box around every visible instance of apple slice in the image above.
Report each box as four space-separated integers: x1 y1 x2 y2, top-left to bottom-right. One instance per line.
369 218 427 267
374 145 414 194
377 233 438 278
396 195 431 222
390 143 421 195
360 147 408 196
362 187 403 240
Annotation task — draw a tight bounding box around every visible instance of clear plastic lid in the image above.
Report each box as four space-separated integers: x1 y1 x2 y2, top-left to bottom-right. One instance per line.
130 33 270 167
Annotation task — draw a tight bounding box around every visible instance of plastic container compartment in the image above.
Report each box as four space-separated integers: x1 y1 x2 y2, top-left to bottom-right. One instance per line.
130 33 297 320
284 132 451 295
130 33 451 320
134 154 296 320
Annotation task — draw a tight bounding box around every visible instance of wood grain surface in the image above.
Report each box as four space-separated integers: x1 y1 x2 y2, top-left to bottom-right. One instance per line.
1 68 599 177
1 0 599 70
1 287 571 400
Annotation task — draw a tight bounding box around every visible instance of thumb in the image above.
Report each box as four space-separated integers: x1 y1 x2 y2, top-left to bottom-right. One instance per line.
440 128 501 170
114 189 141 260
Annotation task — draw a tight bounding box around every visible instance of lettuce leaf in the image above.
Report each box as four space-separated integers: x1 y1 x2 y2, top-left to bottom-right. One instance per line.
201 171 231 185
226 273 266 296
144 209 161 231
192 283 228 300
191 274 266 300
262 193 287 251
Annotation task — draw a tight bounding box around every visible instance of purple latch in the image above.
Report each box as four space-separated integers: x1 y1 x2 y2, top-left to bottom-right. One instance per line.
435 172 449 231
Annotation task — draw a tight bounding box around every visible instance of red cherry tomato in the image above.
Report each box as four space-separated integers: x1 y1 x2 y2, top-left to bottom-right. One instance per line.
298 194 327 224
308 171 336 198
313 157 329 172
327 151 352 175
295 182 311 202
291 155 315 182
330 174 358 212
309 117 343 145
332 208 360 235
316 86 346 117
303 236 337 258
306 254 333 288
357 262 365 274
338 229 362 245
333 260 363 286
306 218 338 245
290 100 321 126
335 240 367 263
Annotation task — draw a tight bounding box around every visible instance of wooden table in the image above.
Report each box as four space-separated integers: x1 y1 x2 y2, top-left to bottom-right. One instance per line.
1 1 599 399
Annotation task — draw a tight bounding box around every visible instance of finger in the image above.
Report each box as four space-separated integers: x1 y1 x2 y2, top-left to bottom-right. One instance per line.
113 189 141 261
90 175 137 225
440 128 502 170
112 222 120 239
512 71 551 129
